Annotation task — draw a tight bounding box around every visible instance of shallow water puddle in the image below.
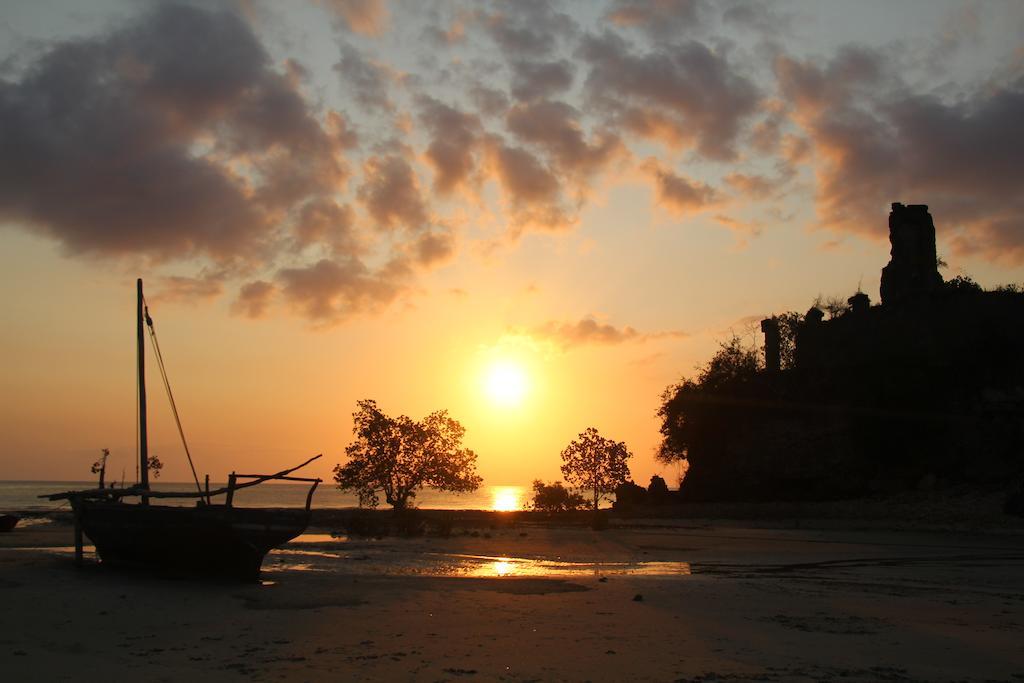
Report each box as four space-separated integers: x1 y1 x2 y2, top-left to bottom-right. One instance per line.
272 548 344 559
266 546 691 578
288 533 348 544
451 554 692 578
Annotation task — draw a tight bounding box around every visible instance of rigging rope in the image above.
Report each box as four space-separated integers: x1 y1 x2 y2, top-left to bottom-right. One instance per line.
142 296 205 499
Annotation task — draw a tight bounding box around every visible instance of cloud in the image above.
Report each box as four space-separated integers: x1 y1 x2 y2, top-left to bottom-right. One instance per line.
417 96 482 194
924 3 982 73
723 172 785 199
356 151 429 231
232 280 276 319
469 83 510 117
412 228 456 267
579 31 760 159
642 160 718 215
720 1 793 36
294 199 359 255
483 138 574 232
509 59 575 102
0 3 346 264
605 0 704 40
335 44 395 112
470 100 624 236
776 47 1024 262
153 271 226 303
482 1 578 57
318 0 390 36
505 100 622 182
530 316 688 349
713 214 762 237
277 257 404 323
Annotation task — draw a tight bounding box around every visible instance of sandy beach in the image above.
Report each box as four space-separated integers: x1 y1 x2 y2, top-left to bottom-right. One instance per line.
2 515 1023 682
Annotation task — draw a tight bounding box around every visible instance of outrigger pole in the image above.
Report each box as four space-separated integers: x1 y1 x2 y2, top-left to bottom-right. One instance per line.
138 278 149 504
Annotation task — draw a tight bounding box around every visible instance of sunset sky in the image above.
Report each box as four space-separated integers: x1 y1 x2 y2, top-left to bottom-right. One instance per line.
1 0 1022 487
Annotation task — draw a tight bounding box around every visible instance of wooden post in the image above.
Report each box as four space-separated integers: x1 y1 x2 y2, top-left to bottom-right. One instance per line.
73 506 83 567
226 473 236 508
204 474 210 506
305 480 320 511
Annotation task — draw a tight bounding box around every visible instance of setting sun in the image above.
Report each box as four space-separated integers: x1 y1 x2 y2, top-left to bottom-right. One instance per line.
490 486 523 512
483 360 528 407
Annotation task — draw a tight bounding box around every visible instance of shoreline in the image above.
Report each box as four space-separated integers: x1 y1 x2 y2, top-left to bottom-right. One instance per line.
3 520 1024 681
6 487 1024 537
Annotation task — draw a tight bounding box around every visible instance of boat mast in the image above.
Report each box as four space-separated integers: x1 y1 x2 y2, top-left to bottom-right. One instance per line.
137 278 150 504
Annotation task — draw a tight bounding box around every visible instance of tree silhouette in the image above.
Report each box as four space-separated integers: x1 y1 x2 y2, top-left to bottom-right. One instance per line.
647 475 670 504
530 480 587 512
560 427 632 512
657 335 760 466
334 399 482 510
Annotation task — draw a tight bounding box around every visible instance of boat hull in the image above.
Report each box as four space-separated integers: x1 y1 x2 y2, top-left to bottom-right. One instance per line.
73 501 310 580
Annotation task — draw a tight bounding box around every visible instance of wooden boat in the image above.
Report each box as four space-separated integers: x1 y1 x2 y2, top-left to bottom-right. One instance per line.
43 279 321 580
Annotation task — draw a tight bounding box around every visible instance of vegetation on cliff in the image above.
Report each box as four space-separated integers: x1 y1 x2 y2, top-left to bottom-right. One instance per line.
658 279 1024 502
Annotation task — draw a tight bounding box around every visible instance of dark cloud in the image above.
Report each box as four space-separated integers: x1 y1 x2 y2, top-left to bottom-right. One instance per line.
294 199 359 255
420 5 473 47
417 96 482 194
469 83 510 117
484 138 573 232
356 151 429 231
482 1 578 57
720 1 793 36
776 45 888 113
412 228 456 267
643 160 718 214
0 3 346 264
605 0 704 41
506 100 621 181
776 47 1024 262
579 31 760 159
509 59 575 102
748 100 787 154
487 141 559 203
232 280 276 319
335 44 394 112
277 257 404 323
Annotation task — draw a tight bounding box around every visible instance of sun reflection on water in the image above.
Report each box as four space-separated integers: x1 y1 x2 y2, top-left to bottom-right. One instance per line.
490 559 516 576
454 554 692 578
490 486 523 511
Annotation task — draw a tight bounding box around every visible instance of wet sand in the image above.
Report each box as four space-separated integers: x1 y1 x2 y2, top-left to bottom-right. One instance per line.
1 519 1023 681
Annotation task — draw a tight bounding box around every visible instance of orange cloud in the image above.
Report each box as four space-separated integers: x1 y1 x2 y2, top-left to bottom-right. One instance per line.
232 280 276 319
529 317 689 349
642 160 718 216
318 0 390 37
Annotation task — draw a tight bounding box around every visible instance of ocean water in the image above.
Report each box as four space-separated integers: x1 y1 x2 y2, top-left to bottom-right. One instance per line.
0 481 528 512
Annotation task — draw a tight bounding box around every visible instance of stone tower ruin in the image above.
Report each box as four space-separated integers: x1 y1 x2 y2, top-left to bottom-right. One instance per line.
879 202 943 305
